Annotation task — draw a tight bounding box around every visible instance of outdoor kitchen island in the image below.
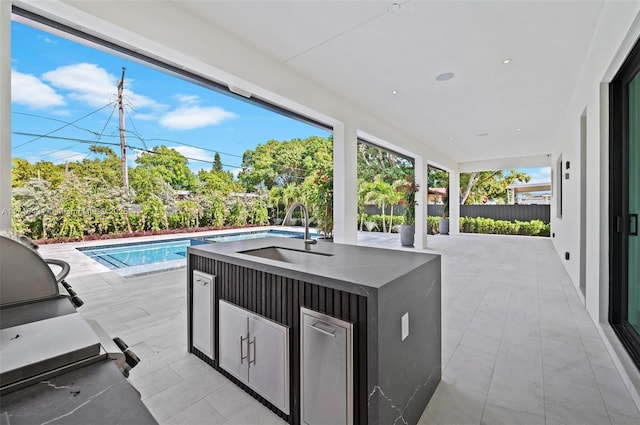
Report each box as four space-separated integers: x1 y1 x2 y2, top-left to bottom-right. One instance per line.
187 236 441 425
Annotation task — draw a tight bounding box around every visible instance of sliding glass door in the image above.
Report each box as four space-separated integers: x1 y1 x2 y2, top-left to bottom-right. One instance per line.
610 36 640 368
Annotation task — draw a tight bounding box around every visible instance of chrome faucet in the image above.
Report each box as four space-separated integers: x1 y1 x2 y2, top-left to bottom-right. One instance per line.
282 202 317 250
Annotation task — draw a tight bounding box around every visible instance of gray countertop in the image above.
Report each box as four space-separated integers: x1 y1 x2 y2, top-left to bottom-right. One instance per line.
1 360 157 425
188 237 439 293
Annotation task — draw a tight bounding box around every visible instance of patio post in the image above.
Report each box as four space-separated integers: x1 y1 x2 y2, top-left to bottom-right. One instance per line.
414 157 427 249
449 170 460 235
0 0 11 231
332 122 358 244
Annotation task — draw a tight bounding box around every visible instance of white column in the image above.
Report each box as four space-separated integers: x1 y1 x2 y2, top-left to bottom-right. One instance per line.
448 170 460 235
333 122 358 244
414 157 426 249
0 1 11 231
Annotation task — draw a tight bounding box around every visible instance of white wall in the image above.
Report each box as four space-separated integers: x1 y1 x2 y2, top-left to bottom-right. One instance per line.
0 0 11 231
551 1 640 323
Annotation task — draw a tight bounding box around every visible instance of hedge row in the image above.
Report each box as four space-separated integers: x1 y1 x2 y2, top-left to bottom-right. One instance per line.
359 215 551 237
459 217 550 236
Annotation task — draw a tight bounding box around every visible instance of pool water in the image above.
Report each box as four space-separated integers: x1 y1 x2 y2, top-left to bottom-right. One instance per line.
78 238 208 270
78 229 319 271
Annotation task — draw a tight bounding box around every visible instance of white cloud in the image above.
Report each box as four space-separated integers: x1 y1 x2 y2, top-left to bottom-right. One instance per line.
173 146 214 163
42 63 118 107
159 106 236 130
41 63 166 112
172 146 220 173
38 150 87 164
11 69 65 109
174 94 200 106
131 112 158 122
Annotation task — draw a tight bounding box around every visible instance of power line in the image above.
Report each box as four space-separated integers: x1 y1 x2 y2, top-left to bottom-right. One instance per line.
12 110 110 137
11 132 245 169
12 103 115 149
11 131 311 182
12 110 316 174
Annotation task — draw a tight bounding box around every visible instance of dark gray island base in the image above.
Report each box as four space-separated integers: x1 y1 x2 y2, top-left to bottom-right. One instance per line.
187 236 441 425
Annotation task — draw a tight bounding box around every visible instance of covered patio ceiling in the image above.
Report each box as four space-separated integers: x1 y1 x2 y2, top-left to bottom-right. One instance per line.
174 0 604 166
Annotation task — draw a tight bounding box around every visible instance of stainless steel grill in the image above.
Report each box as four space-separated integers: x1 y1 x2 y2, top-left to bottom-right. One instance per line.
0 233 156 424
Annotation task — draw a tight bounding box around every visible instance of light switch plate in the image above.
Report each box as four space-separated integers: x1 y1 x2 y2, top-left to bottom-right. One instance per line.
401 313 409 341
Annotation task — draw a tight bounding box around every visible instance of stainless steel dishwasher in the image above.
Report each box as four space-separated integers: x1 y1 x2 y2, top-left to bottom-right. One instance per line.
300 307 353 425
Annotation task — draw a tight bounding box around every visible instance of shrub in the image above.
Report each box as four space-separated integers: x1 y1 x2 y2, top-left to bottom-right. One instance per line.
427 216 440 234
227 200 248 226
459 217 550 237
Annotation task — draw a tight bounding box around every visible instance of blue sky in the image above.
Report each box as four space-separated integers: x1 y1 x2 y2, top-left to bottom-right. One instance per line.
10 21 330 174
11 20 549 185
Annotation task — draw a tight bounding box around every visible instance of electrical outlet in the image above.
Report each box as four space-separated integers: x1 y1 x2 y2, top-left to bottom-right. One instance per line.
565 252 570 260
401 313 409 341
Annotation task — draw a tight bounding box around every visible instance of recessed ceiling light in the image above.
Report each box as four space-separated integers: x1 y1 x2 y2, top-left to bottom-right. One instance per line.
388 2 401 13
516 128 521 132
503 58 512 64
477 133 489 137
392 90 398 94
435 72 455 81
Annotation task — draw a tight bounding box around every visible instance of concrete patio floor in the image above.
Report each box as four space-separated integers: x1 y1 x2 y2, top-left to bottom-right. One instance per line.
38 231 640 425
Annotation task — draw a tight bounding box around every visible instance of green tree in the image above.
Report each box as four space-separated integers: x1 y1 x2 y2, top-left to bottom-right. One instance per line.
239 136 332 190
213 152 223 172
460 169 530 204
129 166 176 205
11 158 64 189
135 145 197 191
357 142 413 184
369 178 395 233
197 168 238 195
67 146 122 188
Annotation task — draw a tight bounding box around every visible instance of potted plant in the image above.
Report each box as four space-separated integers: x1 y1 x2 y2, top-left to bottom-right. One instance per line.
439 187 450 235
397 175 420 246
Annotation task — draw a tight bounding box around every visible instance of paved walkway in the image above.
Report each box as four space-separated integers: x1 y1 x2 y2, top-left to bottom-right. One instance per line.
38 231 640 424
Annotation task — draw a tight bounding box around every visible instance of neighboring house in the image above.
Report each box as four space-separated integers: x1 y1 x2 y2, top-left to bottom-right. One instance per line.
427 187 447 205
506 182 552 205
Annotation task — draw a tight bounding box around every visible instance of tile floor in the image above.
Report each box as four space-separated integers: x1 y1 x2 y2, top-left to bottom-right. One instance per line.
39 232 640 425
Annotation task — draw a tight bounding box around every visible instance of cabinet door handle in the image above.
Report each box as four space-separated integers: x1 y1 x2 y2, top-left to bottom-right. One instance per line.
240 335 248 364
631 214 638 236
195 278 208 285
248 337 256 366
306 322 337 337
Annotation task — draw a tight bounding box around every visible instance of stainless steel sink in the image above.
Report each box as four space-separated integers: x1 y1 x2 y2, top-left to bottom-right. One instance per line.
239 246 333 264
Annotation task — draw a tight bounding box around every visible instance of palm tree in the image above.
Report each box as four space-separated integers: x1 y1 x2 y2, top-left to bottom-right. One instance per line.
370 178 394 233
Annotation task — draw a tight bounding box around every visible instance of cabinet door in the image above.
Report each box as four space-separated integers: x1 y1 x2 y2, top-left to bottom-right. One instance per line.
301 308 353 425
192 271 214 359
218 301 249 383
248 314 290 415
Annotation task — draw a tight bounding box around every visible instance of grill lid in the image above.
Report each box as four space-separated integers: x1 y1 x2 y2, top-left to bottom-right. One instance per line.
0 312 102 388
0 234 60 307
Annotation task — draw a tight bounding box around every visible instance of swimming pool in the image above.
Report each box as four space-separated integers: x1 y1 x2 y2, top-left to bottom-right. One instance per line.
77 229 318 276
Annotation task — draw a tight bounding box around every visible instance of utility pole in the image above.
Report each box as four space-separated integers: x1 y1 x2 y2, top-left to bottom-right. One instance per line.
118 67 129 195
